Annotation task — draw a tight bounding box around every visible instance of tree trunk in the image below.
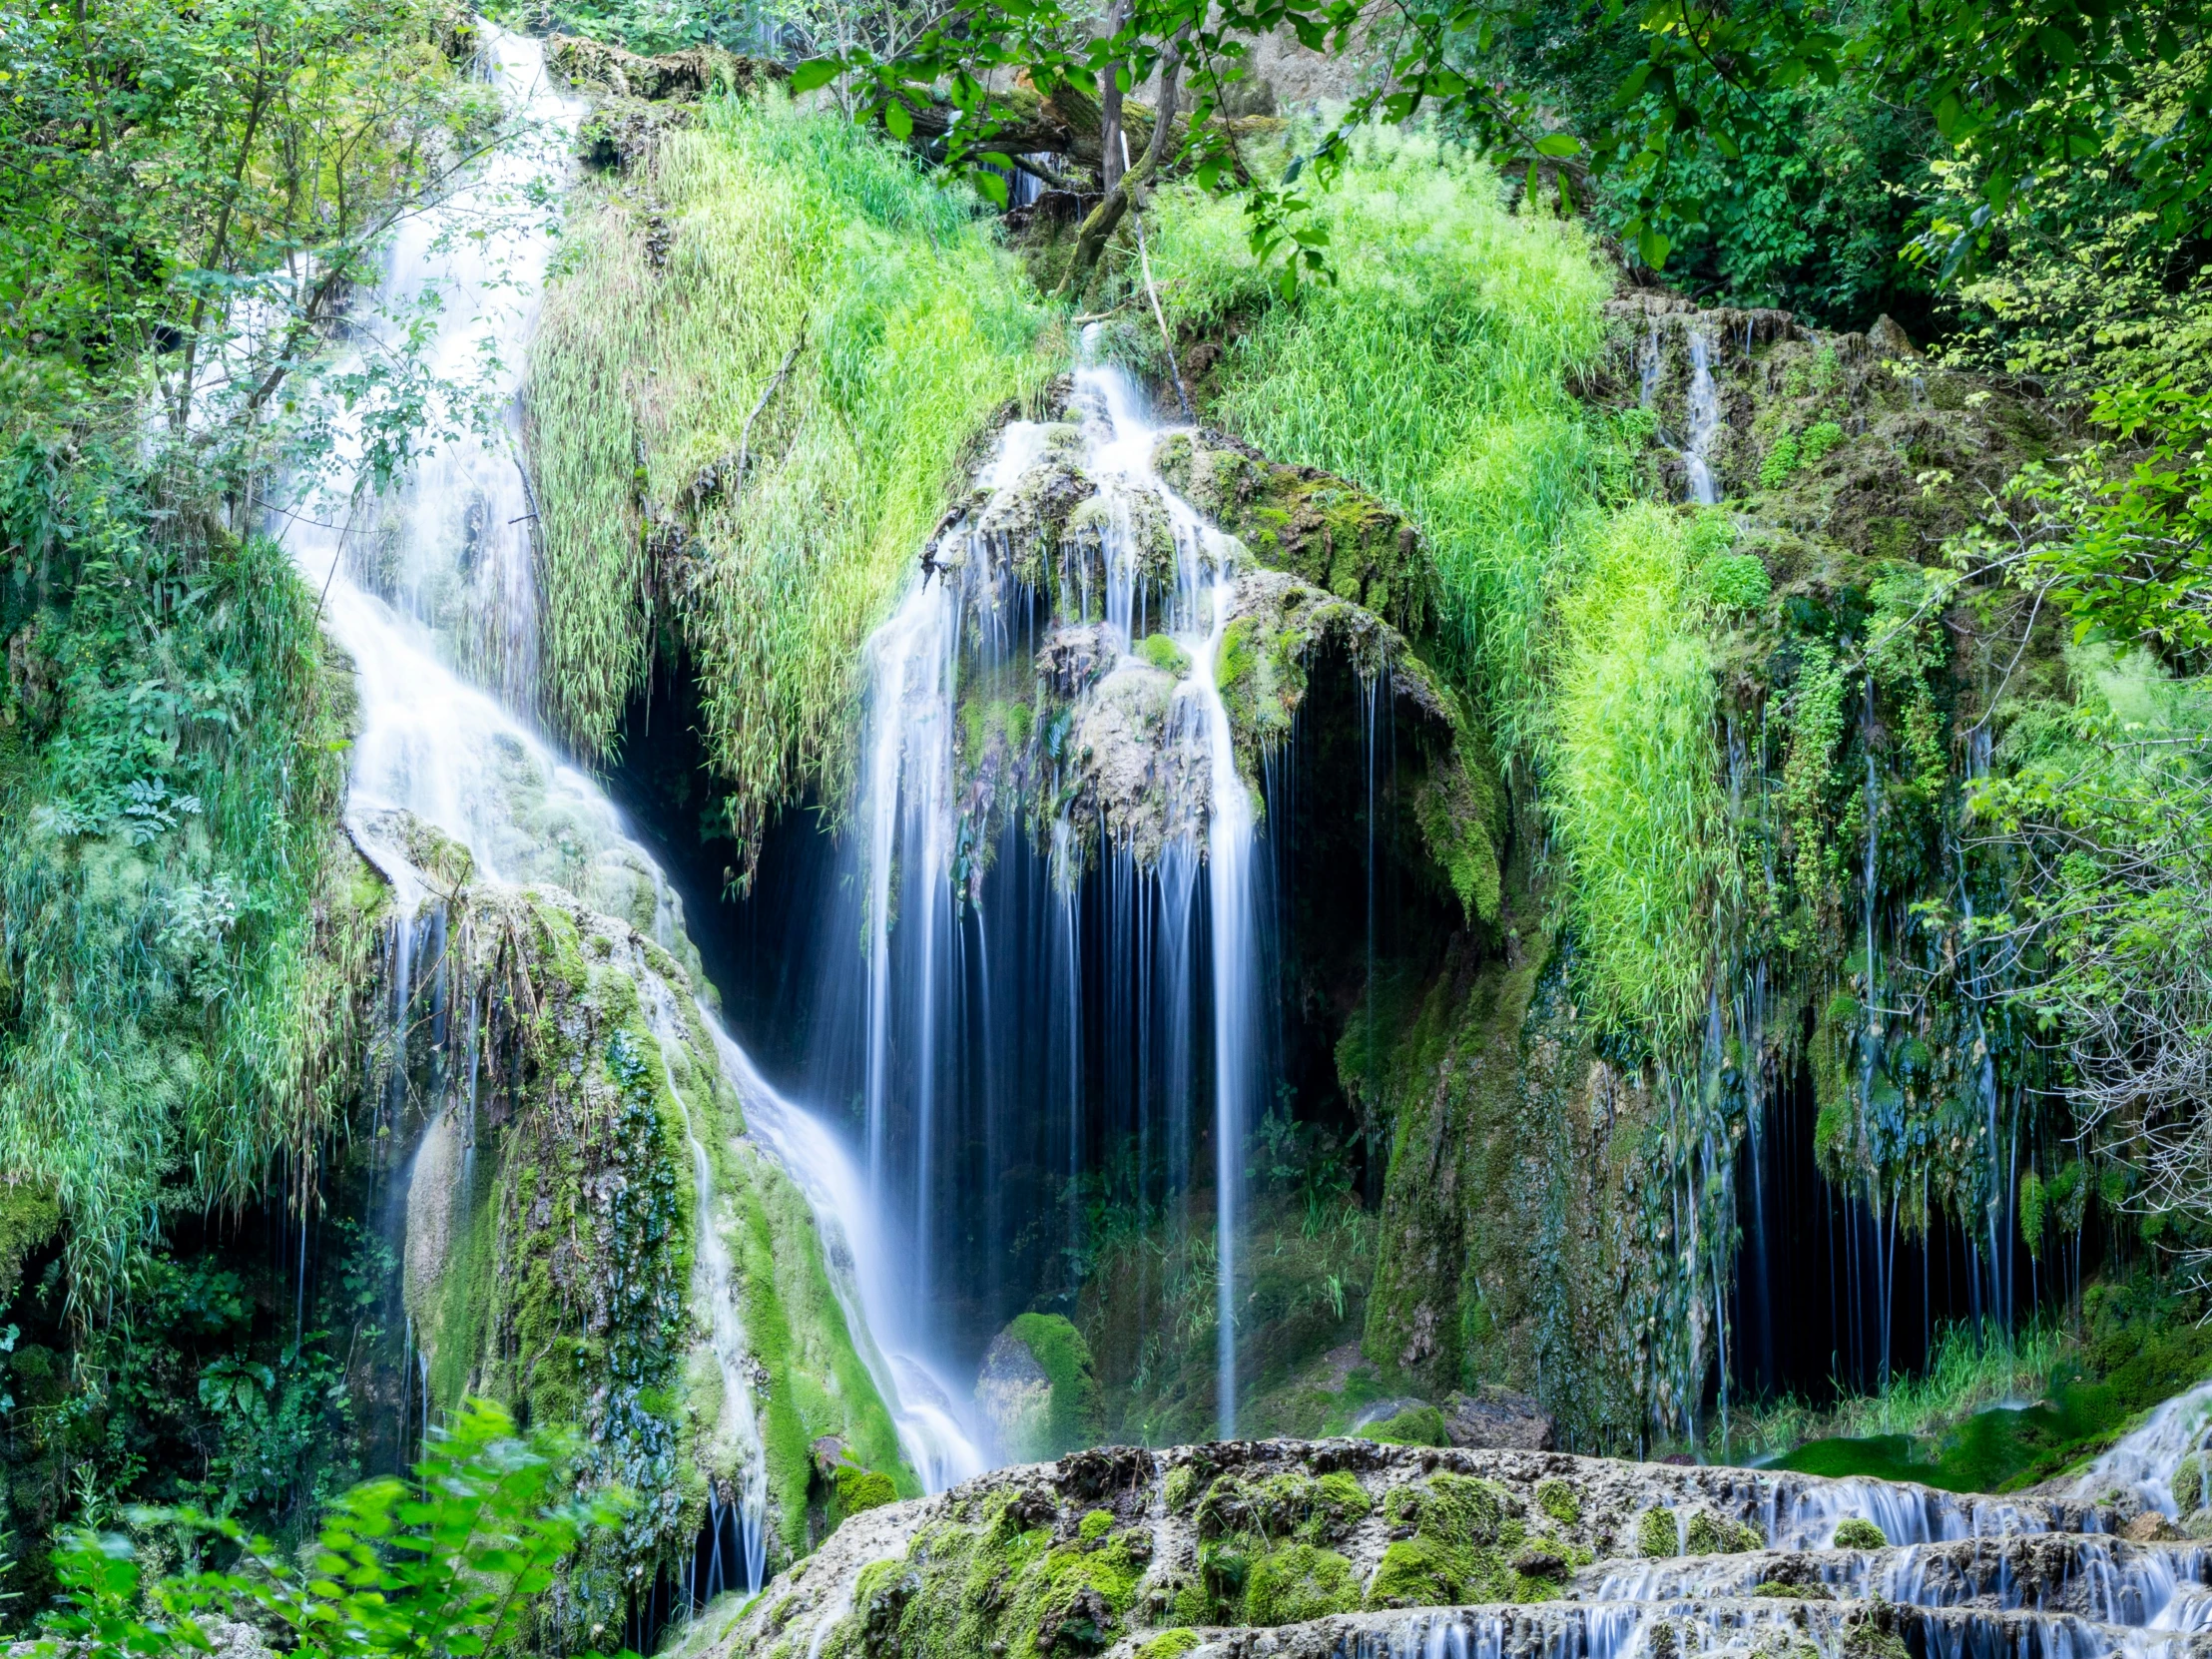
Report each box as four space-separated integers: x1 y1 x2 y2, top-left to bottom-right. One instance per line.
1055 37 1182 302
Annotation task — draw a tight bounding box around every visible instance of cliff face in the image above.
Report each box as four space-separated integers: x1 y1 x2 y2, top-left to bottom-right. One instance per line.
1351 294 2072 1450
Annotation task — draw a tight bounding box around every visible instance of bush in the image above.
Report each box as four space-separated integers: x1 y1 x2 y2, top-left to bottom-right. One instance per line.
38 1398 628 1659
1832 1516 1888 1548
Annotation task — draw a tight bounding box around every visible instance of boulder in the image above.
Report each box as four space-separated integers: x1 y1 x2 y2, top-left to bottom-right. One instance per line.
975 1312 1100 1464
1441 1385 1555 1451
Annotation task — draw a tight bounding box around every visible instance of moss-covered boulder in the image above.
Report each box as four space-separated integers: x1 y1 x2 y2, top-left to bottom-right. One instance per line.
977 1313 1102 1463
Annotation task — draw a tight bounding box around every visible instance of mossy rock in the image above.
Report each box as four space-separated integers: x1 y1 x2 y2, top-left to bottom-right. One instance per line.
976 1312 1101 1462
1637 1506 1681 1558
1832 1516 1888 1549
1243 1542 1361 1624
835 1466 899 1520
1351 1403 1450 1446
1152 431 1429 639
1195 1469 1372 1543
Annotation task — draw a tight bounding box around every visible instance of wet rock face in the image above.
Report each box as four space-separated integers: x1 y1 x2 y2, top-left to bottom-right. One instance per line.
927 398 1491 892
711 1438 2127 1659
1441 1387 1555 1452
978 1329 1057 1464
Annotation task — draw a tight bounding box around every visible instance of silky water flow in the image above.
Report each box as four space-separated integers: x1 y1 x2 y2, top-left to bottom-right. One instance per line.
276 23 980 1614
824 331 1267 1444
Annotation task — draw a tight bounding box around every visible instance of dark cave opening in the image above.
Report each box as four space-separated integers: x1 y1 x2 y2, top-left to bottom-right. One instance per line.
605 631 1460 1377
1728 1032 2090 1412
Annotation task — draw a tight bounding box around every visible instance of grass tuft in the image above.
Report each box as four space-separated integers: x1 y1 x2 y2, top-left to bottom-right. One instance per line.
530 92 1051 872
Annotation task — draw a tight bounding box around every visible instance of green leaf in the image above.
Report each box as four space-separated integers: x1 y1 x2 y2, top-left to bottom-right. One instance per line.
1638 227 1673 268
788 58 840 93
882 100 914 139
2035 23 2079 62
1534 133 1580 158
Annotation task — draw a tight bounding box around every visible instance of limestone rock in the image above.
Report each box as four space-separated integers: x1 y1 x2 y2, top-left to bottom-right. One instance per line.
708 1437 2113 1659
1442 1385 1555 1451
2121 1509 2183 1541
975 1325 1057 1465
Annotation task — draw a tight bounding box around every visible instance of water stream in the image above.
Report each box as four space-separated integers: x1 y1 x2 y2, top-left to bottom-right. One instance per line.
826 336 1263 1441
278 24 977 1613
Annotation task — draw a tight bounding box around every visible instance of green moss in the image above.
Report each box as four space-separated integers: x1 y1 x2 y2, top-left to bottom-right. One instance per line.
1832 1517 1888 1548
1365 1472 1545 1610
1412 742 1504 924
1078 1507 1116 1541
1007 1312 1103 1456
830 1467 895 1523
1137 633 1191 677
827 1489 1153 1659
2176 1454 2208 1514
0 1181 60 1306
1196 1469 1373 1543
1536 1478 1580 1527
1164 1464 1200 1511
1244 1543 1359 1624
1353 1404 1449 1446
1637 1507 1680 1558
1683 1509 1761 1554
1367 1535 1462 1608
1753 1581 1835 1600
1135 1633 1200 1659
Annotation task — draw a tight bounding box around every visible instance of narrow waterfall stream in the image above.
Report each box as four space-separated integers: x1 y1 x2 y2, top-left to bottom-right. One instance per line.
830 335 1265 1441
279 24 976 1611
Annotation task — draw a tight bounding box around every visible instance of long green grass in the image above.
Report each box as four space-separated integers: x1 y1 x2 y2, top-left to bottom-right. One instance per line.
1147 129 1610 758
1546 503 1731 1028
529 94 1052 865
0 442 364 1304
1149 135 1728 1027
1721 1319 2072 1463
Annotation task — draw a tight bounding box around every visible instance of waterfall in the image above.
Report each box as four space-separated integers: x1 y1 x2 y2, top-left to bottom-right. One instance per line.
2073 1378 2212 1516
272 21 968 1604
830 332 1265 1443
1684 329 1722 505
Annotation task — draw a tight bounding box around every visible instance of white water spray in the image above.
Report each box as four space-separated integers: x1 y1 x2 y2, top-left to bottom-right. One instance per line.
847 332 1262 1442
275 29 977 1615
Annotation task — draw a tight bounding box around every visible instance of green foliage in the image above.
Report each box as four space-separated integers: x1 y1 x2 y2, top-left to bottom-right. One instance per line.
1832 1517 1888 1548
1802 422 1846 465
0 437 359 1303
1704 553 1774 611
2001 383 2212 656
1147 127 1607 757
40 1398 628 1659
529 92 1049 874
1762 1277 2212 1490
1546 504 1731 1030
0 0 490 457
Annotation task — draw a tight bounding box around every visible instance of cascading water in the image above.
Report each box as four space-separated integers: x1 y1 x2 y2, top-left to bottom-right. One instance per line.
818 332 1265 1441
277 23 976 1613
2075 1377 2212 1516
1683 329 1723 505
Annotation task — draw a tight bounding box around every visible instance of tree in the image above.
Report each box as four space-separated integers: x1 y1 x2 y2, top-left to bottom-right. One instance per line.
793 0 2209 280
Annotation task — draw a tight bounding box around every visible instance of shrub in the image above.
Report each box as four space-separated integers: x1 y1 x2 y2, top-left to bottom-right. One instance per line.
1832 1516 1888 1548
